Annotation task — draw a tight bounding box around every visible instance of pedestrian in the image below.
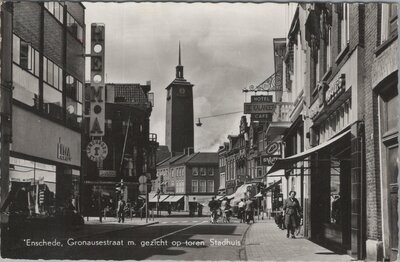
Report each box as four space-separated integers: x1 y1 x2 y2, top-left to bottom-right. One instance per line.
167 203 172 216
245 197 254 224
197 203 203 217
117 197 126 223
238 198 245 223
283 190 302 238
208 197 218 223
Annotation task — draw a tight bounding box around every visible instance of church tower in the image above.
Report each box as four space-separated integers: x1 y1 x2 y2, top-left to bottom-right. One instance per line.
165 43 194 154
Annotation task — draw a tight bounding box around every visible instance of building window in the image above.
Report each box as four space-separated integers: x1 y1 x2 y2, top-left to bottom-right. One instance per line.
13 34 40 77
207 180 214 193
192 167 198 176
44 2 64 23
207 167 214 176
66 12 84 43
200 167 206 176
43 57 63 90
192 180 198 193
43 82 63 120
337 3 350 52
199 180 206 193
380 3 398 44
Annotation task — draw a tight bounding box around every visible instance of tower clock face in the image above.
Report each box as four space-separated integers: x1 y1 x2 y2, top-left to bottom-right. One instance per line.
179 87 186 95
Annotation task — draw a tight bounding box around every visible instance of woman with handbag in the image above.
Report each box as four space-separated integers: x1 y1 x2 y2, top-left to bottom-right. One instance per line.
283 190 302 238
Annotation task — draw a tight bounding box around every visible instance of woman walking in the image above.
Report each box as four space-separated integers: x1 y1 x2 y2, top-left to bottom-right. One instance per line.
283 191 302 238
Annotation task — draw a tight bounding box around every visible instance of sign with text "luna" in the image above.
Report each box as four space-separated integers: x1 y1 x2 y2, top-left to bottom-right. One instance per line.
89 23 105 136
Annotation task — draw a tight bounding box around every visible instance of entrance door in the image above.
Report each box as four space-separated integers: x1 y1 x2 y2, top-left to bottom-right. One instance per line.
387 145 398 261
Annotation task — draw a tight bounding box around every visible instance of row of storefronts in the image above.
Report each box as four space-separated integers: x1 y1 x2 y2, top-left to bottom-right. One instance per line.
0 2 159 221
216 3 397 261
264 3 398 261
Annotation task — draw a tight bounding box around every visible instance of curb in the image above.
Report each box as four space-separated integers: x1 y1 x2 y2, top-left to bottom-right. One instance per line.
238 222 252 261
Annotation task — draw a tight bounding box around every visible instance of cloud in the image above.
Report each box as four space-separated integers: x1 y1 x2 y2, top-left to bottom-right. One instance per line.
84 2 288 150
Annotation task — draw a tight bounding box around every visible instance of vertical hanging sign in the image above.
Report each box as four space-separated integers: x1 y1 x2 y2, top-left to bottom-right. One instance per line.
89 23 105 137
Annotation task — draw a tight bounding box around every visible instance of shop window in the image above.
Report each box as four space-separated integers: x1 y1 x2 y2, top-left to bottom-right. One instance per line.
329 159 341 225
207 180 214 193
192 180 198 193
380 3 398 45
199 180 206 193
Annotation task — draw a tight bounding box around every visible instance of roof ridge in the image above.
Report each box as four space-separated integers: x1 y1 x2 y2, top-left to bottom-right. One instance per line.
186 152 200 163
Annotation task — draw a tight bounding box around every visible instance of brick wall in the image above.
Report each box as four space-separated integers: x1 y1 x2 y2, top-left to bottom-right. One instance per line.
363 3 382 241
66 33 85 81
13 2 41 50
43 11 63 66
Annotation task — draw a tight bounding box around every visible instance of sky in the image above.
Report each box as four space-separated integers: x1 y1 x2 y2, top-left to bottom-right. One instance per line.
84 2 289 152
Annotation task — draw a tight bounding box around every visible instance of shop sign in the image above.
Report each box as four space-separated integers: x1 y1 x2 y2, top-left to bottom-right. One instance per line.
57 138 72 162
99 170 116 177
86 140 108 162
244 102 275 114
260 155 281 166
265 142 280 155
251 95 273 103
251 113 272 122
325 74 345 105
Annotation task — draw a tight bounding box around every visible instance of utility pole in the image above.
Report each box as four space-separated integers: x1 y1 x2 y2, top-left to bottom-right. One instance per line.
0 2 13 254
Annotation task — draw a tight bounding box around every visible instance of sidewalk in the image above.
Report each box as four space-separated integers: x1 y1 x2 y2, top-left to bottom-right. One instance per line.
244 220 353 261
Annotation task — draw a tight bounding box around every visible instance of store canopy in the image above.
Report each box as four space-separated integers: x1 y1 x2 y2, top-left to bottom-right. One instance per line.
165 195 184 202
266 129 351 175
148 195 169 203
265 179 282 191
265 121 292 138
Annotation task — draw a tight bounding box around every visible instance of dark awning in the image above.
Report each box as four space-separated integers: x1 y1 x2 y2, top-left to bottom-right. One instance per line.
266 129 351 175
265 179 282 191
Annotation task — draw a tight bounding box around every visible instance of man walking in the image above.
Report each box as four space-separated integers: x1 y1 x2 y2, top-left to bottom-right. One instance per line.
117 197 126 223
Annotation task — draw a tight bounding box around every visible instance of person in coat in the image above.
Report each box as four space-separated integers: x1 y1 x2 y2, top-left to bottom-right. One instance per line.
283 190 302 238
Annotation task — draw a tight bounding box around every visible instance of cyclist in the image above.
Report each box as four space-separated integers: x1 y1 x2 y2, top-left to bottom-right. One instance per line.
208 197 218 223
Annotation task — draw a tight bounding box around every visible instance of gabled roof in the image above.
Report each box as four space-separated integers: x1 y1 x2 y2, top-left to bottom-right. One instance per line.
156 154 186 168
187 152 218 165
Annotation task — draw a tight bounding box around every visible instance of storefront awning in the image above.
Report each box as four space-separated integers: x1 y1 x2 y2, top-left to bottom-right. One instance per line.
165 195 183 202
266 129 351 175
265 179 282 191
265 121 292 138
148 195 169 203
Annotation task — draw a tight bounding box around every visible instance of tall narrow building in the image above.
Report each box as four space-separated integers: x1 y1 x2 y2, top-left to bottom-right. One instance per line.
165 43 194 154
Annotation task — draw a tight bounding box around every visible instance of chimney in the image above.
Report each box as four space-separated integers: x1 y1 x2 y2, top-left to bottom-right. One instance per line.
186 147 194 156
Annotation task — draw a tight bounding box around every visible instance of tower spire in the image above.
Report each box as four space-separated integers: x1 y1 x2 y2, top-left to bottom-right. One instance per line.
176 42 184 79
178 41 181 66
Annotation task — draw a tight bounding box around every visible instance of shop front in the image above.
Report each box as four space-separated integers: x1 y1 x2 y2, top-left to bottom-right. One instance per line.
10 106 81 215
